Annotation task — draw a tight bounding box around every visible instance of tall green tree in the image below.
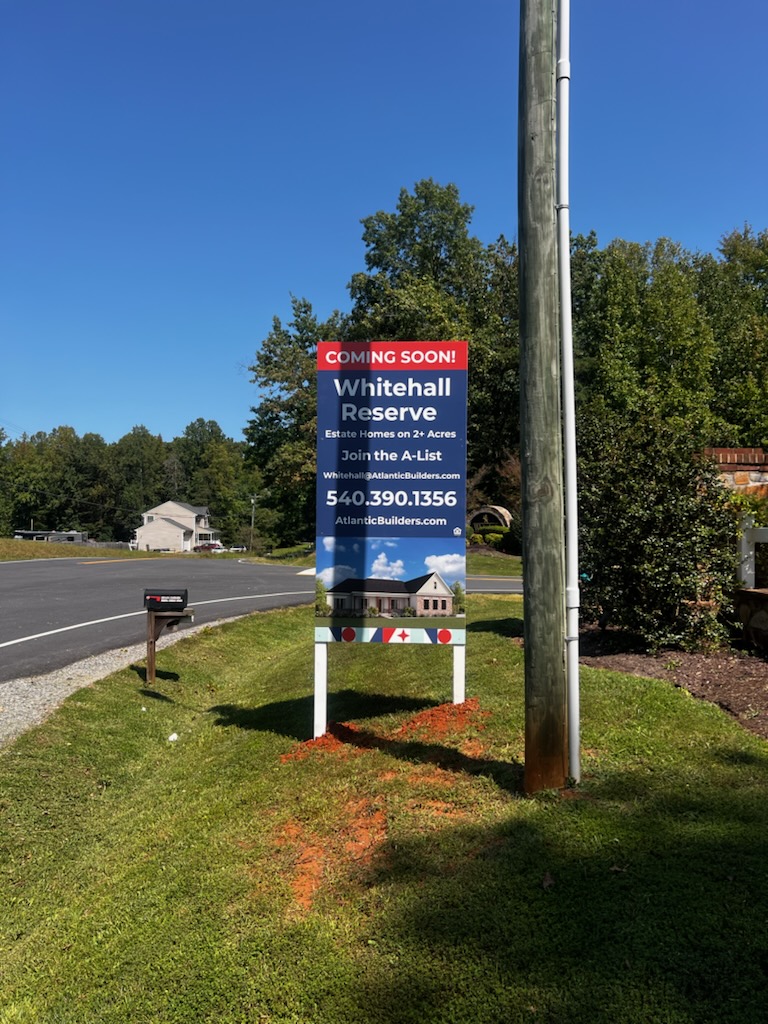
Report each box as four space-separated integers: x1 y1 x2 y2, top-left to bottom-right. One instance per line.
5 433 51 531
581 238 715 428
245 298 340 544
245 181 525 542
0 429 12 535
345 181 521 506
111 427 167 540
173 418 228 493
695 226 768 445
464 236 521 504
348 178 485 311
74 432 115 539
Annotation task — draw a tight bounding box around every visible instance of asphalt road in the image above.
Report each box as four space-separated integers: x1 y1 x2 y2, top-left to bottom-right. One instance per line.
0 556 522 685
467 574 523 596
0 556 315 684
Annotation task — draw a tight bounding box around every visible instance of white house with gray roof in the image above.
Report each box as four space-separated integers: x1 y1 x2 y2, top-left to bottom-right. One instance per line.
133 501 221 552
326 571 454 617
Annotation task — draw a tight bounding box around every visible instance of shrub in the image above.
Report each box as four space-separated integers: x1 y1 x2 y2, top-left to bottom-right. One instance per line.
473 524 510 538
578 403 739 650
315 580 332 616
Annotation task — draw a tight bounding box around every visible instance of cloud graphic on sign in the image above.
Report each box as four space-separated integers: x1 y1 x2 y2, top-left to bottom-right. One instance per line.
424 553 466 581
318 564 356 587
369 552 406 580
370 538 398 551
323 539 360 556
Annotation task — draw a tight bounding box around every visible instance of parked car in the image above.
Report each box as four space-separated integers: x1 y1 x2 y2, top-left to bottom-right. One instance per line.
229 545 247 553
193 542 224 552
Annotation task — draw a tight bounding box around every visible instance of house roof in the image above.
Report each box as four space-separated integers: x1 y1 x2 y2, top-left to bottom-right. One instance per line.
327 571 447 596
162 518 194 533
175 502 209 515
145 501 209 516
138 517 193 534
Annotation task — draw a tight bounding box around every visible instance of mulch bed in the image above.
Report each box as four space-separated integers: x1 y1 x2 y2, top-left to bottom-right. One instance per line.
579 624 768 741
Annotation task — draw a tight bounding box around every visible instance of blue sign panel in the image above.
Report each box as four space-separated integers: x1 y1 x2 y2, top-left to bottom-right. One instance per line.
315 340 468 643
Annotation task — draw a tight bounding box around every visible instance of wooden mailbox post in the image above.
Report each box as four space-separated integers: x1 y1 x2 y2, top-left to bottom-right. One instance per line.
143 589 194 685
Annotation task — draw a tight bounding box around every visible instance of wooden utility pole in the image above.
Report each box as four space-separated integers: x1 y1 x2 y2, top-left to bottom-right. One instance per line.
518 0 568 793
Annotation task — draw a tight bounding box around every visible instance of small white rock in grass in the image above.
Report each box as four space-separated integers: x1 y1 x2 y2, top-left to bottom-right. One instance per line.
168 733 178 742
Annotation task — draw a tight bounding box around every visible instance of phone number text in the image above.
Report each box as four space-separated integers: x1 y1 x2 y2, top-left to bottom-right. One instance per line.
325 489 458 508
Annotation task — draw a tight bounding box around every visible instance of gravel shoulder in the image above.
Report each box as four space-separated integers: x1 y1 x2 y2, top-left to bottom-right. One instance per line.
0 618 239 749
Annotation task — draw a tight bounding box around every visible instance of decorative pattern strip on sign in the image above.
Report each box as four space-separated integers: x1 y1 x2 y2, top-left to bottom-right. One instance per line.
313 626 466 645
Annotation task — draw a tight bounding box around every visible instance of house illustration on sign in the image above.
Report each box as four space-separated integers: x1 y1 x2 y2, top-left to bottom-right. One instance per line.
326 571 455 617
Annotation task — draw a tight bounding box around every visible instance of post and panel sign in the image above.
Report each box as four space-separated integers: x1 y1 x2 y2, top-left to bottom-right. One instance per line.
315 340 468 645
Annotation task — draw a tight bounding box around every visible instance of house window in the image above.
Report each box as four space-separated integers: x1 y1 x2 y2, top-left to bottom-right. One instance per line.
432 599 439 610
441 599 447 610
146 515 154 522
422 599 430 612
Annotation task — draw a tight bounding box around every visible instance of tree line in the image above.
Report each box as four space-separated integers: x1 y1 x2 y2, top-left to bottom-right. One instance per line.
246 180 768 647
3 180 767 646
0 419 267 548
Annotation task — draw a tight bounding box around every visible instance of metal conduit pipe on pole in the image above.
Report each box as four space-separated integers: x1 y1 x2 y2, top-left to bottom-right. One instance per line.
556 0 581 783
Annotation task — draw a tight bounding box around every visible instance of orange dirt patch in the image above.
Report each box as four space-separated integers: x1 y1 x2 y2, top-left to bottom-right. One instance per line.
408 767 456 787
279 727 360 762
341 797 387 862
280 699 491 763
405 797 468 820
274 820 326 911
390 697 490 740
273 798 389 913
459 737 487 758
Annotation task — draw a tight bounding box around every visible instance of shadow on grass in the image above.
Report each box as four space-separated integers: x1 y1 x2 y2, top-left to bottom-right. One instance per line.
340 774 768 1024
326 720 523 794
138 688 176 703
208 689 440 742
209 689 522 793
467 617 524 638
130 665 180 684
713 745 768 768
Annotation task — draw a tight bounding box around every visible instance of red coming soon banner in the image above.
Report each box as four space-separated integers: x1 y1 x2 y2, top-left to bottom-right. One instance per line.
317 340 468 372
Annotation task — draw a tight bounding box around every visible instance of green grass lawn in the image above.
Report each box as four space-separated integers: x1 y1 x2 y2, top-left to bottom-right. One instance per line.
466 549 522 576
0 539 171 561
1 595 766 1023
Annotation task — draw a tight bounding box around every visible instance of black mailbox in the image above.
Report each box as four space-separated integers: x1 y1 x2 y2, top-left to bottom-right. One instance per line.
143 589 188 612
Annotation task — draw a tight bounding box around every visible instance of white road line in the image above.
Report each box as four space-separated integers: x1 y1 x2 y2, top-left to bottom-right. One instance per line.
193 591 313 607
0 611 144 648
0 591 313 649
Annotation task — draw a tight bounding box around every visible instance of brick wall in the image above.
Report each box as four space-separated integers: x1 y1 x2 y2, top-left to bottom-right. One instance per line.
706 448 768 499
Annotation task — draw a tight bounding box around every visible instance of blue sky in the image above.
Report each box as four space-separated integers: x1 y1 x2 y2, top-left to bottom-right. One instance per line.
2 0 766 445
